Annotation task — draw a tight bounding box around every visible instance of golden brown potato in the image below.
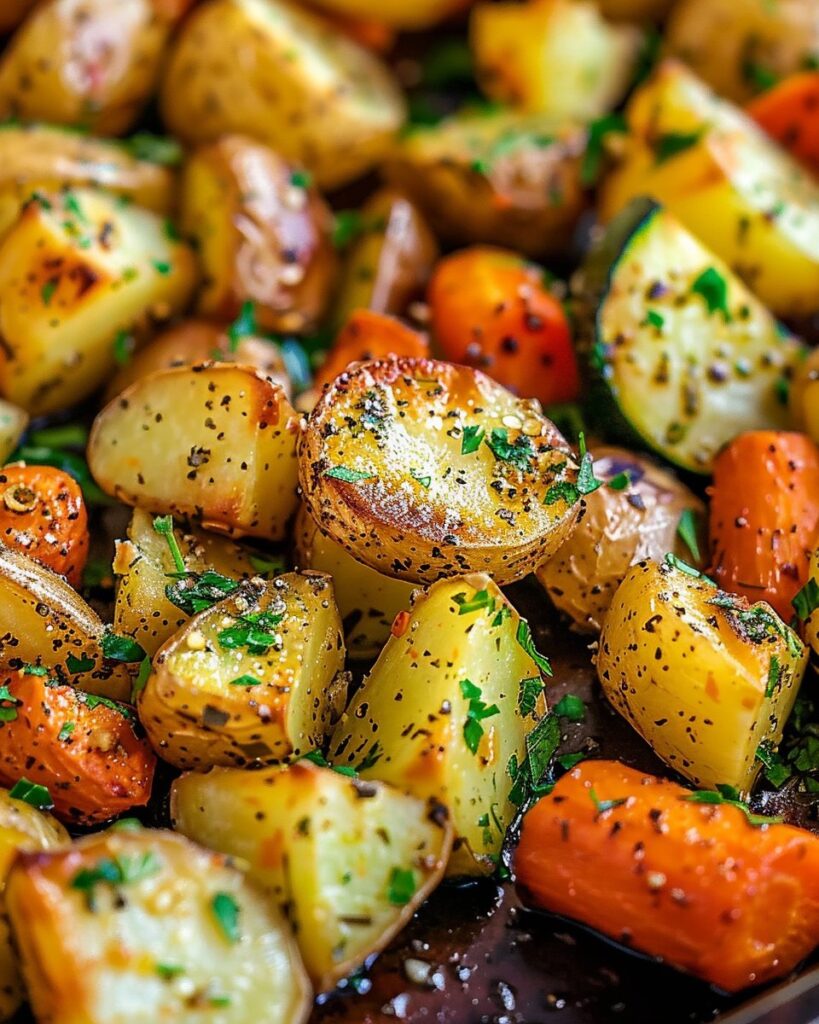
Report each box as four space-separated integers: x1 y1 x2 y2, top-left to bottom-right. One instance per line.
304 0 471 29
299 356 581 586
6 827 312 1024
0 188 196 416
139 572 347 770
88 364 300 541
172 762 452 991
790 347 819 445
0 0 194 134
105 320 291 402
0 1 37 34
0 401 27 464
161 0 406 189
536 447 707 632
386 109 587 258
180 136 337 335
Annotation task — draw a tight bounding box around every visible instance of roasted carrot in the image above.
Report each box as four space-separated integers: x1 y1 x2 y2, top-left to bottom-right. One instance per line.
314 309 429 390
748 72 819 179
708 431 819 620
427 246 579 406
0 670 155 825
0 464 89 587
515 760 819 993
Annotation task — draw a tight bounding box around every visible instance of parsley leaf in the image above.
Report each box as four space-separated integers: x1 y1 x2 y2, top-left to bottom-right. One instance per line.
692 267 731 322
589 787 628 815
227 300 256 352
485 428 535 471
152 514 185 574
101 632 146 663
793 577 819 621
324 466 374 483
387 867 416 906
553 694 585 722
581 113 627 186
71 853 162 910
652 130 703 164
165 571 239 616
461 424 485 455
9 778 52 809
676 508 702 564
217 611 284 656
460 678 500 755
0 685 20 722
230 674 261 687
682 786 783 827
211 892 241 944
66 652 95 674
515 620 552 677
453 588 495 616
518 677 543 719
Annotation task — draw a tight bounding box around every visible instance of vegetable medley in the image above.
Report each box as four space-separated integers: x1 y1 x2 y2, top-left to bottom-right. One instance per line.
0 0 818 1021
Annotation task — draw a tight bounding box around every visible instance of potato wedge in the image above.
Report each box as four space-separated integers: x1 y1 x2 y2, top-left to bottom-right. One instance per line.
6 828 312 1024
597 557 809 795
302 0 470 29
161 0 406 189
180 136 337 334
536 447 706 633
172 762 452 991
139 573 346 770
386 110 587 258
0 188 196 416
471 0 642 120
88 364 300 541
0 400 27 464
600 61 819 317
0 0 36 33
0 545 133 702
294 504 415 659
299 356 580 586
791 347 819 444
330 574 549 875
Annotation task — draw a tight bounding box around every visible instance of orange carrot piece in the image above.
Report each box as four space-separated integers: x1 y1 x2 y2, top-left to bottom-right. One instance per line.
516 760 819 993
748 72 819 179
314 309 429 390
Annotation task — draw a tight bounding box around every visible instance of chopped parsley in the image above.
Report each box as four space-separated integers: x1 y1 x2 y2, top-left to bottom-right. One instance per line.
227 300 257 352
123 133 183 166
217 611 284 655
485 428 535 472
152 260 171 276
692 267 731 322
589 787 628 815
509 712 561 806
356 742 383 772
410 470 431 488
461 424 485 455
553 694 585 722
0 685 19 723
453 588 495 616
230 674 262 687
21 664 48 677
682 785 783 827
651 130 703 164
101 632 147 663
387 867 416 906
66 652 95 674
576 432 603 496
71 852 162 910
643 309 665 330
765 655 782 699
515 619 552 677
153 514 185 574
290 169 312 189
156 963 186 980
793 577 819 621
132 656 152 701
664 552 714 582
676 508 702 564
331 210 366 249
607 471 631 491
756 741 792 789
557 751 586 770
211 891 241 944
41 280 57 306
165 571 239 616
113 330 134 366
58 722 75 742
324 466 374 483
581 112 627 186
517 677 543 719
460 678 500 755
9 778 52 809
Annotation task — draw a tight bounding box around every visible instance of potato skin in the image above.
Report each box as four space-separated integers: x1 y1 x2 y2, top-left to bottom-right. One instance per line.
180 136 337 334
139 573 346 770
0 1 37 33
161 0 406 189
536 447 706 633
6 828 312 1024
597 559 808 795
299 356 581 586
88 363 300 541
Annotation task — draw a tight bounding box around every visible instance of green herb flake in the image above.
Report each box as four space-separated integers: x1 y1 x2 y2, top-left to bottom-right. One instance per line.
71 852 161 910
692 267 731 322
152 260 171 276
544 480 580 506
156 963 185 980
576 433 603 496
124 133 183 166
676 508 702 564
682 786 783 827
460 678 500 755
515 619 552 677
324 466 375 483
553 693 585 722
227 300 257 352
217 611 284 656
41 280 57 306
766 654 782 699
410 470 431 488
589 787 628 815
607 471 631 491
517 677 543 719
664 552 715 583
793 578 819 621
211 892 241 944
453 588 495 616
461 424 485 456
387 867 416 906
290 169 312 189
331 210 365 249
165 571 239 616
152 514 185 574
9 778 52 809
101 632 146 663
0 685 19 723
66 652 95 674
643 309 665 329
21 664 48 677
755 740 792 788
581 113 627 186
485 428 535 472
113 330 135 367
652 130 703 164
58 722 75 742
230 674 262 687
132 656 152 702
557 751 586 770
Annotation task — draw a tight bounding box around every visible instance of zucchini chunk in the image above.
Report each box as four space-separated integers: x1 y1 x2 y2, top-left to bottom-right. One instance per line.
575 198 802 473
171 762 452 992
597 558 808 795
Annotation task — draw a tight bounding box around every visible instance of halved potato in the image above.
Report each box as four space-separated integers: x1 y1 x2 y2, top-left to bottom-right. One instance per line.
139 573 346 770
160 0 406 189
0 545 133 702
299 356 580 586
6 828 312 1024
597 558 809 795
294 503 415 659
172 762 452 991
180 136 337 334
471 0 642 120
113 508 260 658
791 348 819 444
88 363 300 541
386 109 587 258
537 447 706 633
330 574 549 875
0 188 196 416
0 401 27 464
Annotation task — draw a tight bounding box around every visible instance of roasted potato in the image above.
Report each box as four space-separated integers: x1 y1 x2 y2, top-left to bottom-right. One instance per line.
595 0 674 21
0 401 27 464
0 124 175 239
105 320 291 403
180 136 337 335
299 356 581 586
536 447 706 633
386 109 587 258
597 558 809 795
6 828 312 1024
0 188 196 416
330 574 549 875
600 60 819 318
161 0 406 190
665 0 819 104
303 0 471 29
471 0 642 120
0 1 37 34
88 364 300 541
139 573 346 770
0 0 194 134
0 545 133 702
294 503 415 659
0 789 67 1023
172 762 452 991
791 347 819 444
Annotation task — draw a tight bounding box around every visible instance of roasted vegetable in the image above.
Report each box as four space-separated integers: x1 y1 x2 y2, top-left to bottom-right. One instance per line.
799 549 819 658
304 0 471 29
0 1 37 33
748 72 819 179
598 558 808 794
0 188 196 416
139 573 346 770
791 347 819 444
330 574 549 876
576 198 801 473
314 310 429 391
161 0 405 189
0 669 155 825
88 364 300 541
172 762 452 991
7 828 312 1024
516 760 819 993
428 245 579 406
536 446 706 633
596 0 673 20
0 401 26 464
299 356 581 586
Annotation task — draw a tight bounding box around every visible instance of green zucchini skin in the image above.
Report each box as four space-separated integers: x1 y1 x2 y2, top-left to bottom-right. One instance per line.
573 198 804 474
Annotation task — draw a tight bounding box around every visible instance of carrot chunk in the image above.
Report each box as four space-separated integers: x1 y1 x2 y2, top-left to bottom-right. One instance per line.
314 309 429 390
748 72 819 179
